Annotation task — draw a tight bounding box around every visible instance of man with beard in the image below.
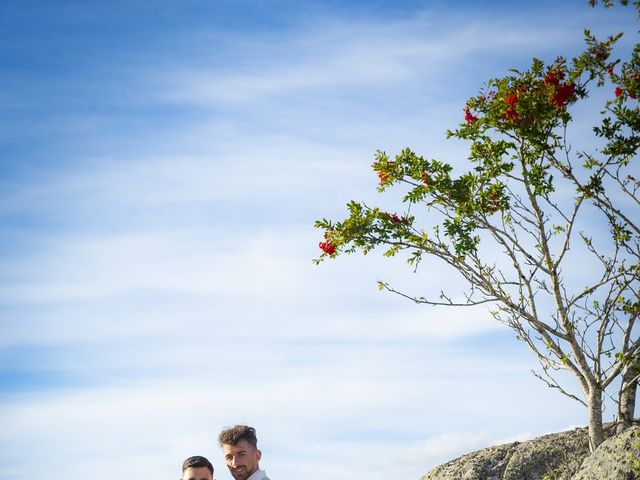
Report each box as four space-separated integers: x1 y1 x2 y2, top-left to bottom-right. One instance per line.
218 425 270 480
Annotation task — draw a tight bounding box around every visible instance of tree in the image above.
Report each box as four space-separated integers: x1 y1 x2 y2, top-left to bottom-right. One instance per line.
315 1 639 452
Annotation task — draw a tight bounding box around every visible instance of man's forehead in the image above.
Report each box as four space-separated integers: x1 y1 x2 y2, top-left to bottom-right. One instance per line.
223 439 254 453
183 466 212 480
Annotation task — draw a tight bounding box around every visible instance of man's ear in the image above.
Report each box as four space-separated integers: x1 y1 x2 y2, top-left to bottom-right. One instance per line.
256 449 262 462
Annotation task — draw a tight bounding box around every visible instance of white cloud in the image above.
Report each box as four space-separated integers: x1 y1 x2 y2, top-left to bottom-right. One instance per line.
156 10 583 107
0 220 508 351
409 431 492 460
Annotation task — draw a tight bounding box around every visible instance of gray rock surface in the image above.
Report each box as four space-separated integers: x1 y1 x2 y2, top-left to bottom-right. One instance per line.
572 425 640 480
501 427 592 480
420 441 519 480
420 424 636 480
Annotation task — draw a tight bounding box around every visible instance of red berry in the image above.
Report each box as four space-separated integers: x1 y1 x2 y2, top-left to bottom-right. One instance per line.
319 241 336 255
464 106 478 124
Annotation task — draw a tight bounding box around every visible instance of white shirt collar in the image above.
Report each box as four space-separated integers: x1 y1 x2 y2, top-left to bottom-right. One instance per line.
246 469 267 480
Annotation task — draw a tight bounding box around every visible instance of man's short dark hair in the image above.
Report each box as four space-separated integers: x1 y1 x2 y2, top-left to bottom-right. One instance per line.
218 425 258 449
182 455 214 475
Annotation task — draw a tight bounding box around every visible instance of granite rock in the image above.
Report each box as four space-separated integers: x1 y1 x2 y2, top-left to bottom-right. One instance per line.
572 425 640 480
420 424 633 480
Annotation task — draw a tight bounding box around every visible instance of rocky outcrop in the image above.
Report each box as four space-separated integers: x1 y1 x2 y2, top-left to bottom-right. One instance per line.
572 425 640 480
420 424 640 480
420 441 519 480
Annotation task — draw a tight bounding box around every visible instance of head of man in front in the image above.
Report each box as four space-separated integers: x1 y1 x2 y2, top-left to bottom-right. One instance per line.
181 455 214 480
218 425 263 480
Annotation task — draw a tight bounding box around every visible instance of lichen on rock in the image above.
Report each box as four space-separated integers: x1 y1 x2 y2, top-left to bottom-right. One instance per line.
420 424 640 480
572 425 640 480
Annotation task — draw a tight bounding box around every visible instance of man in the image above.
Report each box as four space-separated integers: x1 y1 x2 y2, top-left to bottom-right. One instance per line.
218 425 270 480
181 455 214 480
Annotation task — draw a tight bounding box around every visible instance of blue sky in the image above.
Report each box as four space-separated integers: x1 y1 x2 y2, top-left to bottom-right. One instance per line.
0 1 637 479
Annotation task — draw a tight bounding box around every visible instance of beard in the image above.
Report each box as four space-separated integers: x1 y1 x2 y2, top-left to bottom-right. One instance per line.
229 466 253 480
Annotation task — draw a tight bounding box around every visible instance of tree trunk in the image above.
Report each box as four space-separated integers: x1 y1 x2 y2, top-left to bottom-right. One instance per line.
587 385 605 452
617 366 638 434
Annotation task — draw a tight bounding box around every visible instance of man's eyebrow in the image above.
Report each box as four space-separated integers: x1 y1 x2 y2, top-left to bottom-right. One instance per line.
226 449 247 455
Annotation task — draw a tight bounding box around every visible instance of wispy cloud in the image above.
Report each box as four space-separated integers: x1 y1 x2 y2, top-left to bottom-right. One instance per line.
158 11 582 107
